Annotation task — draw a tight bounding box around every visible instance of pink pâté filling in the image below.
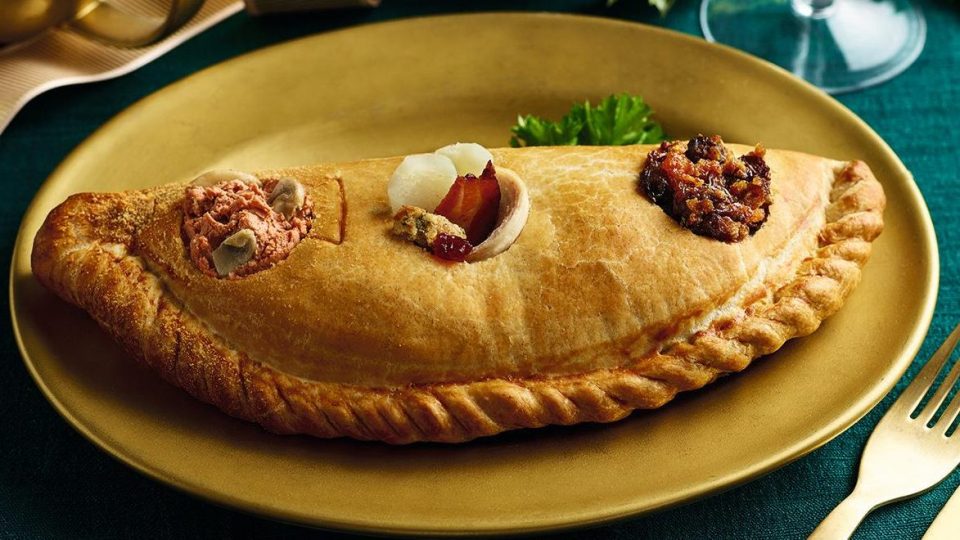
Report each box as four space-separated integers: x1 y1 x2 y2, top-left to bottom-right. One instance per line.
182 179 314 278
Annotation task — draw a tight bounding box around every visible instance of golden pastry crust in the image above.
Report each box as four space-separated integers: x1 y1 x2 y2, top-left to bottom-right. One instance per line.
31 147 884 443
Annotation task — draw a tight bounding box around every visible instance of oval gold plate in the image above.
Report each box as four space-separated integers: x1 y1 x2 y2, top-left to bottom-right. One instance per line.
10 13 937 536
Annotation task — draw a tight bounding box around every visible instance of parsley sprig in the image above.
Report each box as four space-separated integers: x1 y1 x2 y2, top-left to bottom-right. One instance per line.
509 94 666 148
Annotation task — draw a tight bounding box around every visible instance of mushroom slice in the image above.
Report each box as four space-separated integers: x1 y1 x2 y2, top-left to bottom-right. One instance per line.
192 169 261 187
211 229 257 277
268 177 306 219
466 168 530 262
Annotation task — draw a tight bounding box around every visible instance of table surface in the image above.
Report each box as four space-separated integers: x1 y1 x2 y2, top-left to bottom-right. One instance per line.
2 1 958 538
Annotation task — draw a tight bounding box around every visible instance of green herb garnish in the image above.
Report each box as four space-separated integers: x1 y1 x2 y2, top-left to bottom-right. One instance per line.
510 113 583 147
509 93 666 148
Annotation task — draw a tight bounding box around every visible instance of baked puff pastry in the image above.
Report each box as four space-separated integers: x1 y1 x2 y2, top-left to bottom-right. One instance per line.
31 142 885 444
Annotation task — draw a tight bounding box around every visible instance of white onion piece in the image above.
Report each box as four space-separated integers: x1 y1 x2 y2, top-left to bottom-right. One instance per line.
466 167 530 262
388 153 457 214
435 143 494 176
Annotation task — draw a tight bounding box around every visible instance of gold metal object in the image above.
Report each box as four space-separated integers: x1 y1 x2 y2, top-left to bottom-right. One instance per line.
0 0 243 135
0 0 203 47
923 484 960 539
0 0 79 43
70 0 204 48
0 0 383 135
9 14 938 535
810 323 960 539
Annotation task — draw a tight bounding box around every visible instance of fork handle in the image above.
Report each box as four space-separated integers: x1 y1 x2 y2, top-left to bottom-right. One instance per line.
808 491 877 540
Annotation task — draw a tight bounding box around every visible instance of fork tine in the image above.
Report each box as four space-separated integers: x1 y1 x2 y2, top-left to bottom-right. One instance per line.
937 386 960 436
920 344 960 424
889 322 960 418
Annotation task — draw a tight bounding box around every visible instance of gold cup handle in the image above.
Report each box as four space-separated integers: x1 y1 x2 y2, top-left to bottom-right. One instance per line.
69 0 205 48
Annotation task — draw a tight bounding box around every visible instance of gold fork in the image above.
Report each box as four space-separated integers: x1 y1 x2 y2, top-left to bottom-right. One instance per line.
810 322 960 539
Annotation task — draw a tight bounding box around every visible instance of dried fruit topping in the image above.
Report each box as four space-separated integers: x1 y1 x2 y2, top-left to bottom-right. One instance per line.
433 233 473 262
640 134 772 243
434 161 502 245
684 134 727 163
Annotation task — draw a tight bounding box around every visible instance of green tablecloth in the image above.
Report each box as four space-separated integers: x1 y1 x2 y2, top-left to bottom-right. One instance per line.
1 1 957 538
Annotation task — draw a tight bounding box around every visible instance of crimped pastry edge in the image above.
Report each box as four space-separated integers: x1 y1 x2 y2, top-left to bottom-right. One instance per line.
30 161 885 444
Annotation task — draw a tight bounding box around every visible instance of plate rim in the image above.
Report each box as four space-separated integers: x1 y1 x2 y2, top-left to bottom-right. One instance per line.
8 12 940 536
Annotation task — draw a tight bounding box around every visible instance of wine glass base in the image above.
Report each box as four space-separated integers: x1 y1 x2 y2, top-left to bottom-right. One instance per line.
700 0 926 94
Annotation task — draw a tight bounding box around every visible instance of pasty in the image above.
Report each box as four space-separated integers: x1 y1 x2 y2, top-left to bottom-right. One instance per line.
31 141 885 443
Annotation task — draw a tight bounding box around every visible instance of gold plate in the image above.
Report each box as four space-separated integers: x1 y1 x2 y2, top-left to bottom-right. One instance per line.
9 13 938 535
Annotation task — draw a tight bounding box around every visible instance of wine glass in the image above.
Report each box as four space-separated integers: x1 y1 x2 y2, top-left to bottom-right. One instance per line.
700 0 926 94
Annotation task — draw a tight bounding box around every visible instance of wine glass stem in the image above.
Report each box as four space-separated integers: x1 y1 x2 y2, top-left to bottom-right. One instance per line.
792 0 837 19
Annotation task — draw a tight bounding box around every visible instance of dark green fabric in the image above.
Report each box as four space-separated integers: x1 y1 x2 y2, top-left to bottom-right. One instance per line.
1 1 958 538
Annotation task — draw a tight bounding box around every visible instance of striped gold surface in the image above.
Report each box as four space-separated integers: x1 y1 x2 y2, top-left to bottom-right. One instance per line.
0 0 242 135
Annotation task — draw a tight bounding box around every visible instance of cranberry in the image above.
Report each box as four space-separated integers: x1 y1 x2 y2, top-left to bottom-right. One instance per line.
433 233 473 262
